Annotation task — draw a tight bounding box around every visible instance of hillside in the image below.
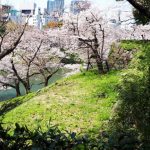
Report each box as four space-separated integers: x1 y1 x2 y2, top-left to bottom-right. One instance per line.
0 71 121 136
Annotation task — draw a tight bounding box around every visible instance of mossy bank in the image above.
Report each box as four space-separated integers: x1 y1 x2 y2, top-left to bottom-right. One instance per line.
0 70 121 136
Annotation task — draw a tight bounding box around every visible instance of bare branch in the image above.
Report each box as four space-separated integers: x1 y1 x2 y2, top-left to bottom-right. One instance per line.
0 22 28 60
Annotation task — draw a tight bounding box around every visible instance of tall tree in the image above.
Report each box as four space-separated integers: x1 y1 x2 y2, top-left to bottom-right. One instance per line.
63 9 121 74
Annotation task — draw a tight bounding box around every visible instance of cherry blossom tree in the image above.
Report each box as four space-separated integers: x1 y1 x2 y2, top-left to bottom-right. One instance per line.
11 40 43 94
0 22 27 95
33 47 64 87
0 22 27 60
0 55 21 96
0 28 65 95
63 9 121 73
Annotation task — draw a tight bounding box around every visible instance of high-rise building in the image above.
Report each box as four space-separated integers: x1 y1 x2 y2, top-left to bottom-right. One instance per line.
46 0 64 22
47 0 55 14
47 0 64 15
70 0 90 14
54 0 64 13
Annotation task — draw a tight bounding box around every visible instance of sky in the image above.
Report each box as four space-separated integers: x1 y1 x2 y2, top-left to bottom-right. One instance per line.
1 0 117 10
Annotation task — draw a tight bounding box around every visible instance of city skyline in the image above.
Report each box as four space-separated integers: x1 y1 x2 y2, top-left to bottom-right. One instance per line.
1 0 117 10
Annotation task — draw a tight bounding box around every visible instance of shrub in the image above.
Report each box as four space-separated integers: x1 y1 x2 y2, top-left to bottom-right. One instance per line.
113 42 150 147
61 53 83 64
0 122 148 150
0 122 87 150
108 42 136 70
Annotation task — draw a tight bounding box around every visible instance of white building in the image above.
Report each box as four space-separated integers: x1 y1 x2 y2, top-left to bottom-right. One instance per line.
20 3 40 27
7 2 48 29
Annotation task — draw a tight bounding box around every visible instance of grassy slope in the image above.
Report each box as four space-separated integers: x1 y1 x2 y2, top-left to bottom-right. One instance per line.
0 71 121 135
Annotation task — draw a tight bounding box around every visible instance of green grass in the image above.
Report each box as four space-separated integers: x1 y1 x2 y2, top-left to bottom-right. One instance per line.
0 70 121 136
120 40 150 51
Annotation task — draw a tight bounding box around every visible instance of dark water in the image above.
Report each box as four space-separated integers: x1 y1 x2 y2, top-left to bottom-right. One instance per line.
0 70 65 101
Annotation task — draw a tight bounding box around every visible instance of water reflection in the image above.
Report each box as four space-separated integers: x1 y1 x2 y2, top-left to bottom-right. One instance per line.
0 69 65 101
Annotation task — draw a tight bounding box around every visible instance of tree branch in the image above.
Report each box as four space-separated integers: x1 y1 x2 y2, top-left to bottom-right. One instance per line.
0 22 27 60
127 0 150 19
0 81 16 89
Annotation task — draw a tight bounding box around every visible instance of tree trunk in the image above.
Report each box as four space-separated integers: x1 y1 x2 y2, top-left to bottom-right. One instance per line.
14 80 21 96
44 78 49 87
25 86 30 94
96 55 104 74
105 60 110 72
25 77 31 94
24 81 31 94
44 70 59 87
15 83 21 97
16 87 21 96
87 50 92 71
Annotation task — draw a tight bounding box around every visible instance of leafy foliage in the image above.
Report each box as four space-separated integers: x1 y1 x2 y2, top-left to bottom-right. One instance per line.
0 122 87 150
113 41 150 145
119 40 144 51
0 122 148 150
61 52 83 64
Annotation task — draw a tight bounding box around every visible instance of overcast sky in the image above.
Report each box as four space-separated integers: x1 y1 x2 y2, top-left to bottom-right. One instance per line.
1 0 118 10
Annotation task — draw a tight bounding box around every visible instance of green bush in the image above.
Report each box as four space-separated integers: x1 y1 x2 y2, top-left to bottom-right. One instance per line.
0 122 88 150
113 42 150 146
0 122 148 150
61 53 83 64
